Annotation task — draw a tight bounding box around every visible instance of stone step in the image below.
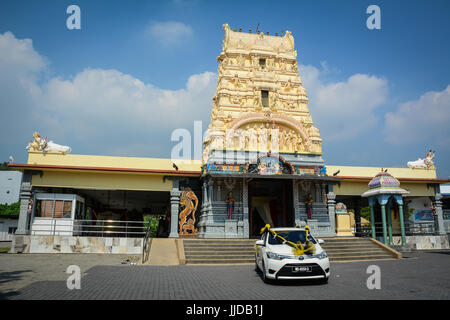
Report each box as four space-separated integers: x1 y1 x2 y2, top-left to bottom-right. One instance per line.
327 251 388 258
184 244 255 248
322 247 384 252
185 249 255 254
321 244 380 249
186 258 255 264
321 240 373 243
329 255 395 262
184 250 255 255
183 239 258 243
184 245 255 249
186 254 254 259
321 239 373 244
326 250 387 255
182 237 399 264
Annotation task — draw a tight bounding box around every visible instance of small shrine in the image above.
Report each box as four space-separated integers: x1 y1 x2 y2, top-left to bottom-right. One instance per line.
335 202 353 237
362 171 409 246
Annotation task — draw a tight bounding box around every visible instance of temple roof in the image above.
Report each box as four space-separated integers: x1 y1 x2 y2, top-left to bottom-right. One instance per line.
361 171 410 197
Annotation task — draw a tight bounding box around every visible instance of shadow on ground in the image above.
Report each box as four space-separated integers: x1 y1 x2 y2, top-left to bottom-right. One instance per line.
0 269 32 300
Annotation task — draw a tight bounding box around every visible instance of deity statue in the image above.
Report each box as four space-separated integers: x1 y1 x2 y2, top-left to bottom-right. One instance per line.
254 94 261 110
26 132 71 154
237 129 245 150
270 124 279 153
407 150 436 169
252 55 259 68
237 54 245 67
305 139 312 152
305 193 314 220
259 123 268 151
226 191 235 220
248 125 258 150
297 136 303 152
291 130 298 152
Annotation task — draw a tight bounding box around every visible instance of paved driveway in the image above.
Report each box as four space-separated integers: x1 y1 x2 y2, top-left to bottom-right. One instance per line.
1 251 449 300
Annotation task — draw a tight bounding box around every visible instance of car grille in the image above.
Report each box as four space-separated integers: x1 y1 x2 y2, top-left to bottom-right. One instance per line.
276 263 326 278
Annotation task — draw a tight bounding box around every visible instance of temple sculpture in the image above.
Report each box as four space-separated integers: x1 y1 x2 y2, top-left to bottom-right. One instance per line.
202 24 322 162
198 25 339 239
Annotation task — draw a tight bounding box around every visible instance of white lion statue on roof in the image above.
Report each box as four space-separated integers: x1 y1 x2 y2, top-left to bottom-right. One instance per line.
26 132 71 154
407 150 435 169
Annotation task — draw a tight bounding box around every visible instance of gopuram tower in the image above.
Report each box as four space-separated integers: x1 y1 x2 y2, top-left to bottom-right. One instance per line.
198 24 338 238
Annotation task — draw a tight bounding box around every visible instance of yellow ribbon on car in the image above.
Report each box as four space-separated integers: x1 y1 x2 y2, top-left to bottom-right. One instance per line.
259 224 316 256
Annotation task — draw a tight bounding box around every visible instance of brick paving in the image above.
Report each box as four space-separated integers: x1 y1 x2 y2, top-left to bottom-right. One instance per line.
1 250 449 300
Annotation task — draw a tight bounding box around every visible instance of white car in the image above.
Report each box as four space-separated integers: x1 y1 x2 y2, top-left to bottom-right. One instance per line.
255 227 330 283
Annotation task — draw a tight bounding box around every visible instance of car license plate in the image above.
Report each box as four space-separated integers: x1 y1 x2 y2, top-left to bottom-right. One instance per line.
293 266 311 272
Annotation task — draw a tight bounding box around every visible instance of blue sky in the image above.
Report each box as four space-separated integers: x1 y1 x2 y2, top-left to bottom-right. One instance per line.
0 0 449 178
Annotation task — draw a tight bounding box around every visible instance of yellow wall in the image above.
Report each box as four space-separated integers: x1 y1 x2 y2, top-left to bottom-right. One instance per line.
326 165 436 179
25 153 439 195
326 165 437 197
27 152 202 173
334 181 435 197
31 170 173 192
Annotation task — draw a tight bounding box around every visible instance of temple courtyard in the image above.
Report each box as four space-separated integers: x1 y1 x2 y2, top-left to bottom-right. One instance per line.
1 250 449 300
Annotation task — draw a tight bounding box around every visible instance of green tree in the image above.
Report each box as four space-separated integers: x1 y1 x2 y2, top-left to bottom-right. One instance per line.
0 162 11 171
0 200 20 217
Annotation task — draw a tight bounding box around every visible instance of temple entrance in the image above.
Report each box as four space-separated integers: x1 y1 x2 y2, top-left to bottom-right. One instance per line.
248 178 294 237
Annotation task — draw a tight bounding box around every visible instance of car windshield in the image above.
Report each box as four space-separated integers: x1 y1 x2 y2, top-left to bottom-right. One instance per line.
268 230 308 245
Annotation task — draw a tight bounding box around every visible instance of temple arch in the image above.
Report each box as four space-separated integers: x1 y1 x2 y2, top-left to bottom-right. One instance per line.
228 112 310 143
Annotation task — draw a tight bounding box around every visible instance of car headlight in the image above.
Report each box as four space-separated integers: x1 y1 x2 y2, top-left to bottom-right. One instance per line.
312 252 328 259
266 252 295 260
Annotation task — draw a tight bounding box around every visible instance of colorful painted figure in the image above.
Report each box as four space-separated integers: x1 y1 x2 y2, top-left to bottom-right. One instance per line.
226 191 235 220
305 193 313 219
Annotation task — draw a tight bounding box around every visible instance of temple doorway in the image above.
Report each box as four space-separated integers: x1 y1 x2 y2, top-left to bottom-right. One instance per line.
248 178 294 237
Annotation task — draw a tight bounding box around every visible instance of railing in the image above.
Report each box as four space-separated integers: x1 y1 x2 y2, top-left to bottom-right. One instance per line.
142 222 152 264
354 220 437 237
29 219 147 238
443 210 450 220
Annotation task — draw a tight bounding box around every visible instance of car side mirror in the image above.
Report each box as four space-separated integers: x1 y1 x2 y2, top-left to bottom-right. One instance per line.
255 240 265 246
318 239 324 244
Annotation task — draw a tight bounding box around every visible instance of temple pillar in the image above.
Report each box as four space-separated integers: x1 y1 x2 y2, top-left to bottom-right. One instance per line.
434 191 446 235
293 180 301 226
398 204 406 246
353 197 362 237
15 171 32 235
207 178 214 215
326 190 337 237
169 178 181 238
242 179 249 238
386 203 393 245
380 204 388 245
369 203 376 239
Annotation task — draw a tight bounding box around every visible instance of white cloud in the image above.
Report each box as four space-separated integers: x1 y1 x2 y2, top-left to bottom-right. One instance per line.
384 85 450 146
0 31 46 75
0 31 216 158
39 68 216 137
145 21 193 46
300 64 389 141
